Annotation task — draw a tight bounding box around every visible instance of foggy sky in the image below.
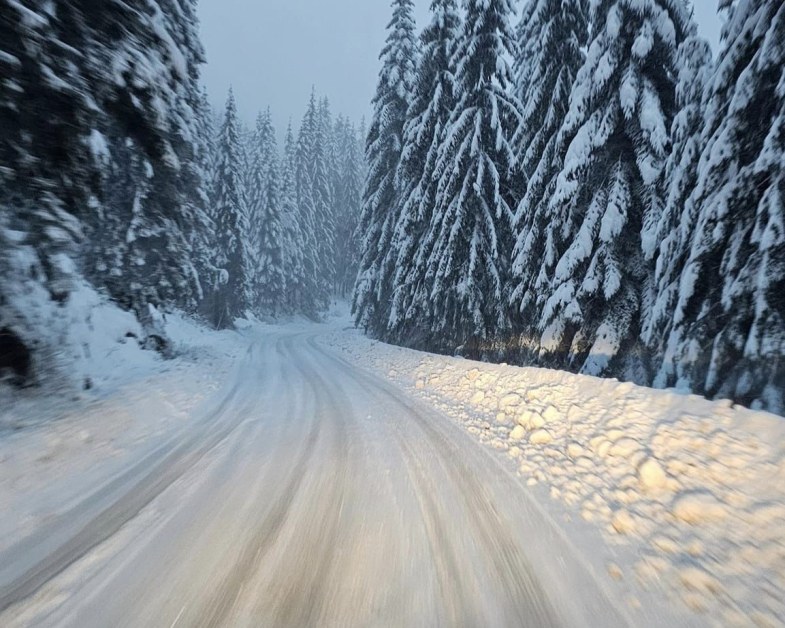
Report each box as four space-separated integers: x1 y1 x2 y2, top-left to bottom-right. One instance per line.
198 1 724 130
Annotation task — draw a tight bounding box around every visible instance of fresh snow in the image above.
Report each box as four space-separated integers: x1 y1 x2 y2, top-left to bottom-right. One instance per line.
0 309 245 557
2 304 784 625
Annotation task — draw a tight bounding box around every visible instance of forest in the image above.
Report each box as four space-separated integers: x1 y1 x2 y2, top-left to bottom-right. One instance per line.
0 0 365 386
354 0 785 413
1 0 784 415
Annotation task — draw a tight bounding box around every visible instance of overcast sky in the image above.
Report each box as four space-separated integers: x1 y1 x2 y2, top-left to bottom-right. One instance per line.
199 1 723 130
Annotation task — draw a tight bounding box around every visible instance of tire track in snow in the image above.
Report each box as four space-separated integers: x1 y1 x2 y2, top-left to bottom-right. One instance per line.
259 335 353 627
198 333 323 627
306 334 564 627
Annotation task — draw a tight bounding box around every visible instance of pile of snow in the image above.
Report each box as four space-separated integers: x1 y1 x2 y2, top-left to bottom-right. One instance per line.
324 326 785 626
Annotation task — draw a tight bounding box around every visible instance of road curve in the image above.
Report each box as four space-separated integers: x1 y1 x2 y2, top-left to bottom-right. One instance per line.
0 327 627 627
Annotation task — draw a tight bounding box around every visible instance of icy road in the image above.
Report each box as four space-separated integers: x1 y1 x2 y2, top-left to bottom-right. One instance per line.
0 328 626 627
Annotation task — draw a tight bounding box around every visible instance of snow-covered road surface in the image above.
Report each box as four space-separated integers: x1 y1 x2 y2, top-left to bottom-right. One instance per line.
0 327 626 627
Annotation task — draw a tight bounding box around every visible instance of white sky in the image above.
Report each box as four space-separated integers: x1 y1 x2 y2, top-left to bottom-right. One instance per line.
199 0 724 129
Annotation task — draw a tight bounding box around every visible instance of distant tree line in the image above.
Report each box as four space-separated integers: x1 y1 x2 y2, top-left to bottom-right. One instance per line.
206 88 365 326
354 0 785 413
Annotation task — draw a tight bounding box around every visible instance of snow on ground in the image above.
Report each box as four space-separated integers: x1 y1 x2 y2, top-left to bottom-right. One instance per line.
323 309 785 627
3 298 784 626
0 309 245 556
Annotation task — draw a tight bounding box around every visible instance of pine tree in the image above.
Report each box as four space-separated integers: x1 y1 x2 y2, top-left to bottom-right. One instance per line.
665 0 785 409
192 87 221 316
387 0 461 343
211 88 252 328
314 96 337 298
295 91 324 314
641 35 712 383
422 0 521 354
249 109 286 315
281 121 306 313
334 121 365 297
353 0 418 333
509 0 589 360
540 0 690 378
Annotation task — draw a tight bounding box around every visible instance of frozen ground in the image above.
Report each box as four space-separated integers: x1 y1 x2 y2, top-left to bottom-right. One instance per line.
323 308 785 627
0 303 783 627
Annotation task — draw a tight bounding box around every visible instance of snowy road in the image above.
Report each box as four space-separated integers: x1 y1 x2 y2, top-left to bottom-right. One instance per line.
0 327 626 627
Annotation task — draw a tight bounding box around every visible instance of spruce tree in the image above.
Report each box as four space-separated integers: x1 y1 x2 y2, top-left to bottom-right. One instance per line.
665 0 785 409
540 0 690 378
641 35 712 383
295 92 323 314
145 0 209 314
192 87 221 316
387 0 461 343
82 0 208 318
423 0 522 354
1 0 210 370
250 109 286 315
509 0 589 360
211 89 252 328
0 1 92 310
281 122 306 314
334 121 365 298
314 96 337 298
246 111 270 306
353 0 418 333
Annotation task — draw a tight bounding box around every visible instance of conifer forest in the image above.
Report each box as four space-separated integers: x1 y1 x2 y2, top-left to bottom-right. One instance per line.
2 0 783 413
354 0 785 414
3 2 785 626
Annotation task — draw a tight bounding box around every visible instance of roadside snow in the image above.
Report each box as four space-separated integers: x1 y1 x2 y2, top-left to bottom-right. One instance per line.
0 311 244 554
324 317 785 627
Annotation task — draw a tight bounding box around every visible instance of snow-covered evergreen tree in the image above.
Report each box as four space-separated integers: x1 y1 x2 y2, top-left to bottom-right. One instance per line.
211 89 252 328
422 0 521 354
664 0 785 409
641 36 713 375
248 109 286 315
333 120 365 297
1 0 212 376
386 0 461 343
81 0 210 317
509 0 589 359
191 87 221 316
295 92 324 314
146 0 210 314
353 0 418 333
314 96 337 296
281 122 307 314
539 0 690 378
246 111 269 304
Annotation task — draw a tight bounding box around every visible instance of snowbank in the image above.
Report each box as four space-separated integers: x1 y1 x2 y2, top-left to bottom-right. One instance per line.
0 309 244 554
324 324 785 626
